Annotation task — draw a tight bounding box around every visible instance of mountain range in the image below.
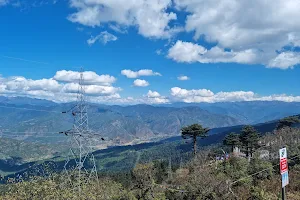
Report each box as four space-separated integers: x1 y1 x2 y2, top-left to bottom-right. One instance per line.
1 97 300 146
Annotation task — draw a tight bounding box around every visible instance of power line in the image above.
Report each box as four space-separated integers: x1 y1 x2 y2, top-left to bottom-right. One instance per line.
1 131 59 134
154 154 300 194
0 131 104 139
230 153 300 185
0 55 50 65
0 105 61 113
0 134 65 138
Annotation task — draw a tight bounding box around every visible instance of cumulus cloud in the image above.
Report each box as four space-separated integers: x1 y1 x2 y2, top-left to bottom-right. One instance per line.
54 70 116 85
3 77 61 92
172 0 300 69
267 52 300 69
168 40 258 64
121 69 161 78
68 0 179 39
146 90 169 104
177 75 190 81
2 72 300 104
133 79 149 87
147 90 161 98
0 70 121 103
62 83 121 96
87 31 118 45
170 87 300 103
171 87 214 103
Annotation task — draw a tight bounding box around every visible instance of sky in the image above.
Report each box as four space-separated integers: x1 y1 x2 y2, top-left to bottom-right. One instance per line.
1 0 300 104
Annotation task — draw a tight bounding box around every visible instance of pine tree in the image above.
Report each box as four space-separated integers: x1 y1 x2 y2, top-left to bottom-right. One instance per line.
181 124 210 156
277 116 300 130
223 132 241 152
239 125 260 161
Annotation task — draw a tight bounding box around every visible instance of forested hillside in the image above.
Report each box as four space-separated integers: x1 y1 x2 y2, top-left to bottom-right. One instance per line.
0 114 299 179
1 117 300 199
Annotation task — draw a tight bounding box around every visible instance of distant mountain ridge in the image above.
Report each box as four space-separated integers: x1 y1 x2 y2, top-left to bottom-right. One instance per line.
169 101 300 124
1 96 300 146
0 99 240 145
0 96 57 107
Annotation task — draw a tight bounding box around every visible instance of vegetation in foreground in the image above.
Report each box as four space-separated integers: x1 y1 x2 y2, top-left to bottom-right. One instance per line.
1 117 300 199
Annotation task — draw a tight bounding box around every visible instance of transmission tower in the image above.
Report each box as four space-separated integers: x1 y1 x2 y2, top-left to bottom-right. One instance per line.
60 69 101 194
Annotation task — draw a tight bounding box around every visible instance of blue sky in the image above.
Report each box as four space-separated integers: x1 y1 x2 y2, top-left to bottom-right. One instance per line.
1 0 300 104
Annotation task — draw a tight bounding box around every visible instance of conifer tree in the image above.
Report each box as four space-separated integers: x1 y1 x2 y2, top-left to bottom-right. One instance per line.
181 124 210 156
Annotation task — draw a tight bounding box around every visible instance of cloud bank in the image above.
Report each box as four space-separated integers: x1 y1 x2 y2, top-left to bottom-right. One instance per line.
121 69 161 78
170 87 300 103
0 70 120 103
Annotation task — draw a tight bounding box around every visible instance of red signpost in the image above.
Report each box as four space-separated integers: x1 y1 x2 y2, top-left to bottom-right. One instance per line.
279 147 288 200
280 157 288 174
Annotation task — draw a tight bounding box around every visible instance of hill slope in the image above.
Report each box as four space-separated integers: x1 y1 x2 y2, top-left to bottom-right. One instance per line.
0 102 240 144
2 114 296 178
171 101 300 124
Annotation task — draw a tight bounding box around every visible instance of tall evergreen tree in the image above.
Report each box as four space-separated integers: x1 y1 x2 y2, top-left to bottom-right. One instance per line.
223 132 241 152
239 125 260 160
277 116 300 130
181 124 210 156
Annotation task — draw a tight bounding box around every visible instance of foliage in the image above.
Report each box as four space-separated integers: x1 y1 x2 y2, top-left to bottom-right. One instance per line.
277 116 300 130
2 118 300 199
0 138 66 162
181 124 210 155
153 160 168 184
131 163 166 200
249 186 276 200
248 155 273 183
239 125 260 158
0 175 135 200
223 132 241 152
223 157 252 186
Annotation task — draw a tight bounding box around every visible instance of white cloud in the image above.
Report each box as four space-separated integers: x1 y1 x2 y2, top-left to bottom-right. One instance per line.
268 52 300 69
288 33 300 47
121 69 161 78
168 40 258 64
109 24 127 34
68 0 179 39
2 71 300 104
171 87 214 103
177 75 190 81
63 83 121 96
168 41 207 63
146 90 169 104
0 70 121 103
170 87 300 103
3 77 61 92
147 90 161 98
87 31 118 45
54 70 116 86
172 0 300 69
133 79 149 87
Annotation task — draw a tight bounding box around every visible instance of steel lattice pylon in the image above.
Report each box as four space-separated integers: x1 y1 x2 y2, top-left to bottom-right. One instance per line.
60 69 99 194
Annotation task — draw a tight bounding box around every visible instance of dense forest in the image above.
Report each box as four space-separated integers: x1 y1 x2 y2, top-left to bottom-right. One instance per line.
1 116 300 199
